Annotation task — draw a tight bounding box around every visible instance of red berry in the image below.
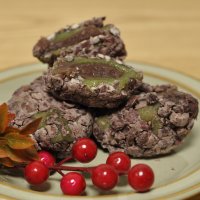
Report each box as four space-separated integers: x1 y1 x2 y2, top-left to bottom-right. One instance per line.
24 161 49 185
38 151 56 168
72 138 97 163
60 172 86 195
106 151 131 174
91 164 118 190
128 164 154 192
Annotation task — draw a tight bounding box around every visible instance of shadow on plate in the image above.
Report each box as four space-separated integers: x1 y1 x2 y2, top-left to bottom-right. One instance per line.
118 175 128 187
29 181 51 192
86 184 121 195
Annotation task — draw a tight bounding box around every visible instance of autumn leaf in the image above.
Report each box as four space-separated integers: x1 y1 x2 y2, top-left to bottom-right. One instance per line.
0 103 41 167
4 126 20 134
0 157 15 167
24 145 39 161
20 117 42 135
5 146 30 163
0 145 8 158
15 146 39 162
0 103 8 133
0 147 38 166
5 132 35 149
0 139 7 145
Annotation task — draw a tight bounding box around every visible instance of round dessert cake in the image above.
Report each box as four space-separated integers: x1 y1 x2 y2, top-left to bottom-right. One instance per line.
8 76 93 158
93 84 199 157
44 56 143 108
33 17 127 66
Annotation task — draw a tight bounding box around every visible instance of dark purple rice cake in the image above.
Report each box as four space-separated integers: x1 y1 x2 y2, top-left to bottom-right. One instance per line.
93 84 199 157
33 17 127 66
8 76 93 158
44 56 143 108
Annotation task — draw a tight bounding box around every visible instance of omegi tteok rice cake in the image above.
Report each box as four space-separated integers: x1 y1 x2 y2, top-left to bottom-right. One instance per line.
44 55 143 108
33 17 127 66
93 84 199 157
8 76 93 158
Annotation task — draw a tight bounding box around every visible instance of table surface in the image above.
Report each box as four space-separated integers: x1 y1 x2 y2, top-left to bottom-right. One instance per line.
0 0 199 199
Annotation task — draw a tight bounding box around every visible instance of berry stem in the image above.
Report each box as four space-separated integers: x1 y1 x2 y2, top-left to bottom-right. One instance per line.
50 165 96 173
55 155 74 176
56 169 65 176
56 155 74 167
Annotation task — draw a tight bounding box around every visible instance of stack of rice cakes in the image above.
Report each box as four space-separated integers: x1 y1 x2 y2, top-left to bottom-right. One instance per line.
8 17 199 159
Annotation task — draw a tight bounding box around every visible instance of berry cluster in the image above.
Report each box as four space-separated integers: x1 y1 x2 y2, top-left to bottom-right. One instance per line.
24 138 154 195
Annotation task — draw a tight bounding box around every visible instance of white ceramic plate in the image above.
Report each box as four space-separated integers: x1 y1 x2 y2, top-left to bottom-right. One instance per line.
0 62 199 200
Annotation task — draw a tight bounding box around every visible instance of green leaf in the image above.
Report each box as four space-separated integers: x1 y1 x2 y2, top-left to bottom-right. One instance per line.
5 132 35 149
20 118 42 135
0 103 9 134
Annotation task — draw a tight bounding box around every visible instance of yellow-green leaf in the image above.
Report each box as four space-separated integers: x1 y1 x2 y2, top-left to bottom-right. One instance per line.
5 146 27 163
0 145 38 167
0 157 15 167
0 103 8 133
5 132 35 149
0 145 8 158
20 118 42 135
